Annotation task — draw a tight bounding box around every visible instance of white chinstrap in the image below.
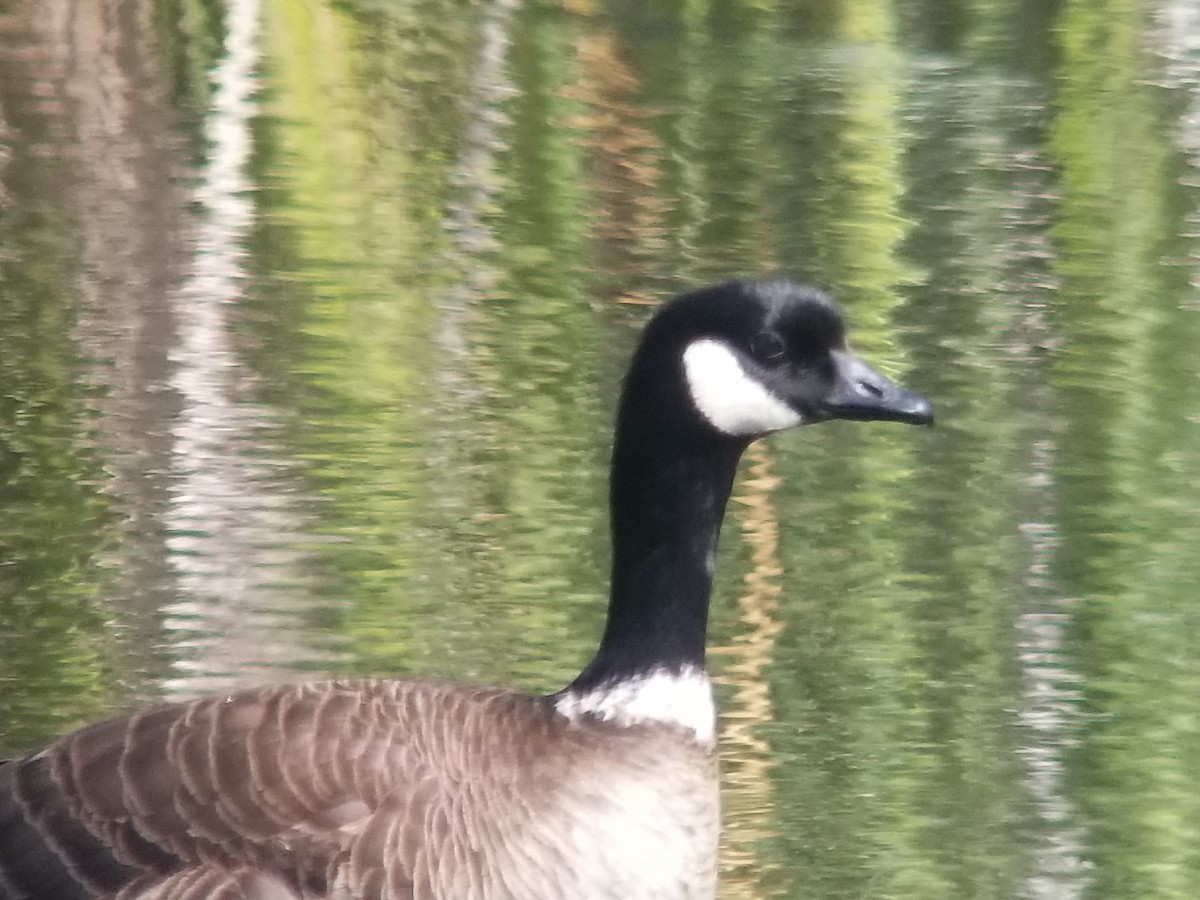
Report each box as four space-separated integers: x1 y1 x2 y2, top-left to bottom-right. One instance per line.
682 339 803 436
555 667 716 746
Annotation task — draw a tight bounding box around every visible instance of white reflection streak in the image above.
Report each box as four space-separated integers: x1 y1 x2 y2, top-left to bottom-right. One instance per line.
1155 2 1200 149
1017 441 1089 900
164 0 310 696
429 0 517 503
1153 3 1200 295
439 0 518 369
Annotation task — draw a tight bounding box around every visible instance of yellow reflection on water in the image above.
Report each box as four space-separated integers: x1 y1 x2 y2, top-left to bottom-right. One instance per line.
714 443 787 900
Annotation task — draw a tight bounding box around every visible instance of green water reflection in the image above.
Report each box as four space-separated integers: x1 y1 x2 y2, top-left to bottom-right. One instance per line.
3 0 1200 897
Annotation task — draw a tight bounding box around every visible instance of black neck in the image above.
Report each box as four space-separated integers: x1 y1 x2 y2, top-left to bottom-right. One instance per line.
567 391 747 691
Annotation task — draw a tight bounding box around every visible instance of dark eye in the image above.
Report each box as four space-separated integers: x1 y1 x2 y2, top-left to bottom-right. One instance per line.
751 331 786 363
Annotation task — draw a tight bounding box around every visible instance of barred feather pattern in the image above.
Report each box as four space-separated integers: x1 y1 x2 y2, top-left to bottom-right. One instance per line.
0 679 718 900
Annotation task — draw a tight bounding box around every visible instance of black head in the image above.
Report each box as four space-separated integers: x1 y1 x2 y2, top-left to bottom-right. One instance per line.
626 280 932 440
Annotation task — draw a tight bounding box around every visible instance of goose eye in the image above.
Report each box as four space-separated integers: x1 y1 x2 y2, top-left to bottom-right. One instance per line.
751 331 786 363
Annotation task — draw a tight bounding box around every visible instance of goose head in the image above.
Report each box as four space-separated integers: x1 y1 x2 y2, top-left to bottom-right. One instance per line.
622 279 933 445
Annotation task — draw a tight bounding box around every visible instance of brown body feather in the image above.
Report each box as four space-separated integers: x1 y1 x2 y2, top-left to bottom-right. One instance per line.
0 679 718 900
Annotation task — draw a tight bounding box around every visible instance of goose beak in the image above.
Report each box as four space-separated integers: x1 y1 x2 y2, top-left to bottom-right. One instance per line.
822 351 934 426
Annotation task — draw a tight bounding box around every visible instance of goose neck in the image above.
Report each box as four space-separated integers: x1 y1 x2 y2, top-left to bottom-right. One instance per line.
573 425 745 690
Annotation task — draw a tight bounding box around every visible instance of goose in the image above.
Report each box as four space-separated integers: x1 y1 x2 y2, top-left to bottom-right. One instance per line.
0 279 932 900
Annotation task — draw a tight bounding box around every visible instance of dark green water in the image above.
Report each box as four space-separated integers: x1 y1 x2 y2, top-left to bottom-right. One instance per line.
3 1 1200 897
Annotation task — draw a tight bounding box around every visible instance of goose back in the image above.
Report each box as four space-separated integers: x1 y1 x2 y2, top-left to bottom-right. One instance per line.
0 678 717 900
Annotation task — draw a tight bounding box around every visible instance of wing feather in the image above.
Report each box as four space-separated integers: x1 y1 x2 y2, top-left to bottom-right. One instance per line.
0 679 566 900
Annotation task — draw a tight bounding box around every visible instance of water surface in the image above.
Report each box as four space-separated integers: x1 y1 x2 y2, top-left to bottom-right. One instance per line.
2 2 1200 898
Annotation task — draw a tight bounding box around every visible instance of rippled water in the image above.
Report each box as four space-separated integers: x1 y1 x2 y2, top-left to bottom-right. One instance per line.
3 2 1200 898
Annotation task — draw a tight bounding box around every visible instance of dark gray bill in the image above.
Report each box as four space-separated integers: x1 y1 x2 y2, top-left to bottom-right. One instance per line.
823 351 934 426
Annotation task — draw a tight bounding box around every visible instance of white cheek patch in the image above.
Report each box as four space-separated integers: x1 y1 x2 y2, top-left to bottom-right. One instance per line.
555 667 716 746
682 339 803 436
